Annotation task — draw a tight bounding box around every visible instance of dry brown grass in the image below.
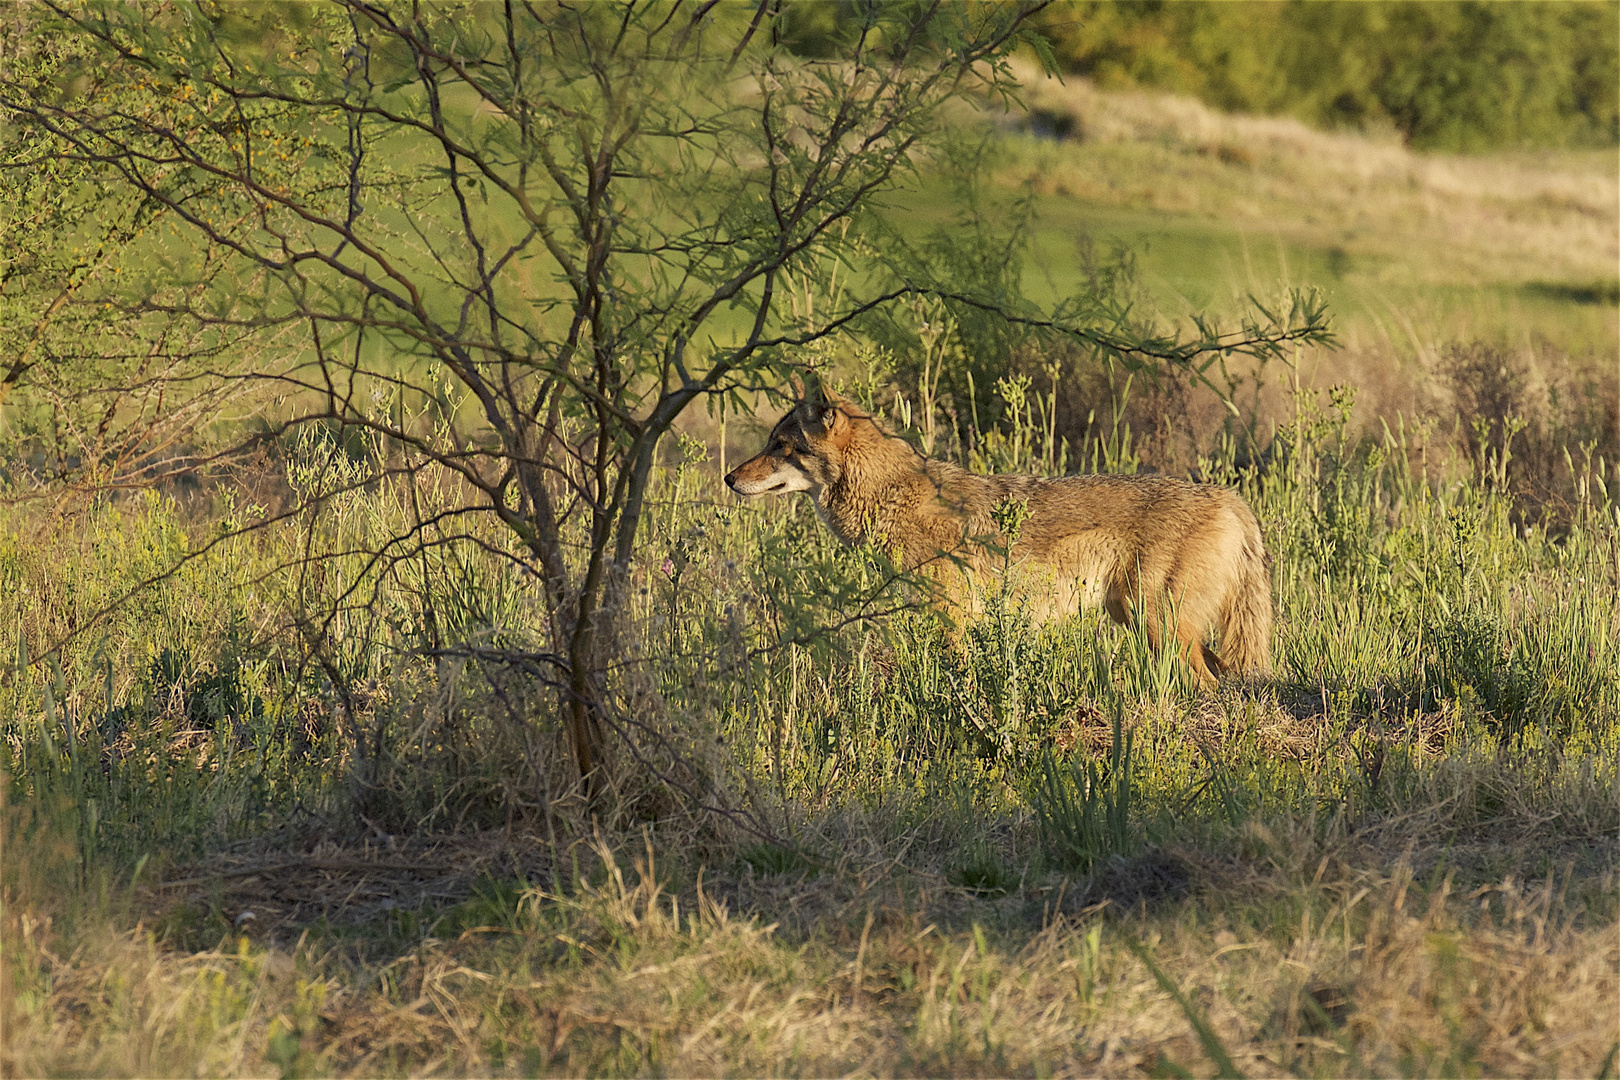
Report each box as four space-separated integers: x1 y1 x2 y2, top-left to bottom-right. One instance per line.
7 690 1618 1080
6 823 1616 1078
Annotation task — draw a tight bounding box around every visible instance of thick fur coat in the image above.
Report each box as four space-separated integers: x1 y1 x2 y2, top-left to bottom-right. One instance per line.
725 393 1273 685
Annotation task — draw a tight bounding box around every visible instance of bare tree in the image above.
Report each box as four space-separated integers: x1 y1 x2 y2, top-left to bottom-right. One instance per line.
0 1 1329 795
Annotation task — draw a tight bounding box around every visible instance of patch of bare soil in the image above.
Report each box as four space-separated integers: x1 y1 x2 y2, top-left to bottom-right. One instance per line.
140 832 557 946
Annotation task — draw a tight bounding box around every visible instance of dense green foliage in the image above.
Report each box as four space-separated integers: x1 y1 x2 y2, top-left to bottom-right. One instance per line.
1033 0 1620 151
786 0 1620 151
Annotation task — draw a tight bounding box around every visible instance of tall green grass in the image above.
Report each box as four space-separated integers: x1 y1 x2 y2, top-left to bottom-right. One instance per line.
4 368 1618 1079
5 365 1613 881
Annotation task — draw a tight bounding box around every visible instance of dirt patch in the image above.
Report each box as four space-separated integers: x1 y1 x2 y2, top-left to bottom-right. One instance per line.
1051 846 1198 921
139 832 558 947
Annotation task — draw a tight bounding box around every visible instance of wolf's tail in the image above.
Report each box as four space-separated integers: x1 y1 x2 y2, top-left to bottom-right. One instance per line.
1218 528 1273 677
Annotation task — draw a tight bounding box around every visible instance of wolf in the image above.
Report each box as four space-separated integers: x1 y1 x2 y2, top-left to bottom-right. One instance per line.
724 384 1273 687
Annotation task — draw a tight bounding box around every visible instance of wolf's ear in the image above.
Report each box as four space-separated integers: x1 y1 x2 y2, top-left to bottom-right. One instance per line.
802 400 843 432
789 372 806 400
802 369 828 406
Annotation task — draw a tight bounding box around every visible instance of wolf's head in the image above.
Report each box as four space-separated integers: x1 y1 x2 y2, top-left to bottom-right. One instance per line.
724 381 863 497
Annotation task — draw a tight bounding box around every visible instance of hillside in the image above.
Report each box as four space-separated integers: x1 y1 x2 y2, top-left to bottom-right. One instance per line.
987 66 1618 358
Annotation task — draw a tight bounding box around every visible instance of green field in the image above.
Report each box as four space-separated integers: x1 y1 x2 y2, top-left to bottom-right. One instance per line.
957 73 1619 364
1010 195 1618 352
4 33 1620 1080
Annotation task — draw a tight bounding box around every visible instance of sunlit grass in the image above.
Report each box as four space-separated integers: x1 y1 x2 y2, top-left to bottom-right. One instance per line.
5 361 1617 1074
3 73 1618 1076
927 66 1619 359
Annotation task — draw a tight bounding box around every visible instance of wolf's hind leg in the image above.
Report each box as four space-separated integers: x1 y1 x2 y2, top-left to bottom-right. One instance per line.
1176 623 1221 691
1103 591 1130 627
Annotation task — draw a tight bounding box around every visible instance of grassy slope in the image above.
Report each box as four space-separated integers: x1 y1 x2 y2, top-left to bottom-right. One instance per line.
985 69 1619 358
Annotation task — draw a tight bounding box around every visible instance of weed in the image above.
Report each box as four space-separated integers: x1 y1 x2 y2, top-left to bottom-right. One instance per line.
1033 702 1135 875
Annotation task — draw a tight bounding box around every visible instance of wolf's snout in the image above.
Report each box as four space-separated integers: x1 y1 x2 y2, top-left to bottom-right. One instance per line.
723 470 740 491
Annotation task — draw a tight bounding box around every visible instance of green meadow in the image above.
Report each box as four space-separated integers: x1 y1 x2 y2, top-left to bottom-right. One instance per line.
5 36 1619 1080
978 75 1618 356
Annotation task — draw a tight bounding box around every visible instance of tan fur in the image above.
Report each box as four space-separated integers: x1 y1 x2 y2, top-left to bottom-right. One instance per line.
725 390 1274 687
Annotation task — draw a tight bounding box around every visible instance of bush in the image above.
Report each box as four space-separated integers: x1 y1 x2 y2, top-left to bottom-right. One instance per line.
1028 0 1619 152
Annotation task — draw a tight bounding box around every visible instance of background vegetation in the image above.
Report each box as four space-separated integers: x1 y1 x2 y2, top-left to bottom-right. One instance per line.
3 2 1618 1077
784 0 1620 153
1038 0 1619 152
